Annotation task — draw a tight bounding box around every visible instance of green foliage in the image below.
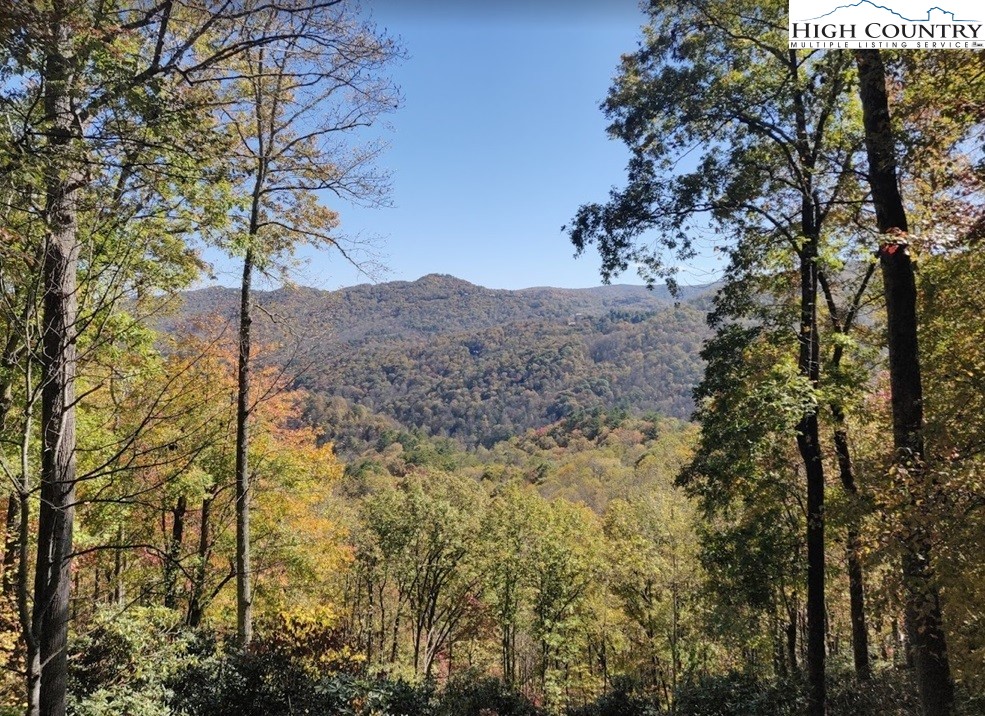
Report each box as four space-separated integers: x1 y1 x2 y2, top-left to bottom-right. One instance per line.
1 6 981 714
308 302 706 448
916 248 985 692
567 0 864 285
435 675 542 716
566 677 661 716
172 648 414 716
334 414 710 712
167 633 541 716
68 607 197 716
62 609 971 716
252 606 362 676
825 672 919 716
674 673 807 716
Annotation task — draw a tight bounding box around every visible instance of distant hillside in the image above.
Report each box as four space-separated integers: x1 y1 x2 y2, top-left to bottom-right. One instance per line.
174 274 715 449
177 274 708 343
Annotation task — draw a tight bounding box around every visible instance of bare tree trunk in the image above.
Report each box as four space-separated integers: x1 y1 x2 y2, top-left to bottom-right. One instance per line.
854 48 953 716
670 579 680 696
2 496 18 598
1 369 20 598
34 195 79 716
786 614 798 675
820 260 877 682
789 48 827 716
113 526 125 607
391 606 402 663
795 266 826 716
15 364 39 716
235 245 254 647
21 483 39 716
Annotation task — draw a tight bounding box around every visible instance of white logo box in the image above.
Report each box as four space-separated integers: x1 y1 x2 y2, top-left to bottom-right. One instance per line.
788 0 984 49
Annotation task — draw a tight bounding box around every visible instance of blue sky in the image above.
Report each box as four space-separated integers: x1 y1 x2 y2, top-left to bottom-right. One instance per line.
208 1 721 291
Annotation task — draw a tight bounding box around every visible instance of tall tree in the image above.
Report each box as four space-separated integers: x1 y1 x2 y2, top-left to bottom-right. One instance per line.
853 48 953 716
219 2 400 646
565 3 866 711
0 2 353 711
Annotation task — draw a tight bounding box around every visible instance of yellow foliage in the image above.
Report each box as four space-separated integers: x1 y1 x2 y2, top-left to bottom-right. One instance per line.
254 604 363 675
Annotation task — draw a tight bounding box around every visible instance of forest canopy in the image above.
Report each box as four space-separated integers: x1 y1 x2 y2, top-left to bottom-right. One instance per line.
0 1 984 716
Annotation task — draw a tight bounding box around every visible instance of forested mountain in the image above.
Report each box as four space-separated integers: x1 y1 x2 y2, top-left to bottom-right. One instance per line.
175 274 713 449
178 273 709 343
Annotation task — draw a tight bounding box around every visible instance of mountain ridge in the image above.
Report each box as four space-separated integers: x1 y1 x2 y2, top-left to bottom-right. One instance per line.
172 274 716 451
177 274 716 344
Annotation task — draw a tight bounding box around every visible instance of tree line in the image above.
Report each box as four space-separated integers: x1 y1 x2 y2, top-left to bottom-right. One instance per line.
567 2 984 715
0 1 398 713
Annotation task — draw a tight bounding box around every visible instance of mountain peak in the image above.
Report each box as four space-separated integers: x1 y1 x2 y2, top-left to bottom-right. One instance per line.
413 273 479 289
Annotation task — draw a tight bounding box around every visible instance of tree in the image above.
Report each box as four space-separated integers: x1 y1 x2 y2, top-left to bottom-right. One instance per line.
853 48 953 716
218 1 399 646
604 493 701 705
480 483 538 686
565 3 869 711
350 471 484 678
919 247 985 695
681 324 811 677
0 2 356 711
527 498 602 709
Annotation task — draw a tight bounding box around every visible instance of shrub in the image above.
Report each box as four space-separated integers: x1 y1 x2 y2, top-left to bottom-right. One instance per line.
170 643 434 716
566 676 661 716
252 605 363 677
67 607 196 716
435 675 542 716
674 672 807 716
826 670 918 716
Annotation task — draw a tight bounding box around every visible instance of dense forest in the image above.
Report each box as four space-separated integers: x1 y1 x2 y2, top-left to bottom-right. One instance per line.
1 1 984 716
175 276 711 449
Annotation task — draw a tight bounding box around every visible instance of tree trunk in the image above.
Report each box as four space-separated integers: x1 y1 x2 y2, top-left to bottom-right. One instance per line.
854 48 953 716
164 496 186 610
235 245 254 647
845 527 870 679
35 192 79 716
795 226 826 716
187 496 212 628
20 485 39 716
831 420 871 680
390 606 401 663
787 612 798 675
797 410 826 716
234 155 266 649
821 260 877 681
111 525 126 607
789 48 827 716
1 374 19 598
2 496 18 598
33 12 81 713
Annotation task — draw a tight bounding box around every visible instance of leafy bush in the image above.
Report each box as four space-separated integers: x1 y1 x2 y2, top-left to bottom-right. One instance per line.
433 675 542 716
0 598 22 707
826 671 918 716
674 672 807 716
566 679 662 716
170 641 433 716
252 605 363 676
67 607 196 716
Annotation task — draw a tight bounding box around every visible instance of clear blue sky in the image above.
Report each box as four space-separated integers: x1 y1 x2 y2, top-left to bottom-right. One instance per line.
208 0 721 291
